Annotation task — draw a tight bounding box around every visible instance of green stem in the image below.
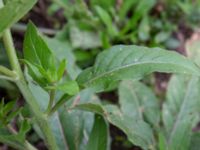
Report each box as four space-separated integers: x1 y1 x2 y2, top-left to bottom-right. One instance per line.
0 1 58 149
46 89 56 113
0 65 18 79
49 94 71 116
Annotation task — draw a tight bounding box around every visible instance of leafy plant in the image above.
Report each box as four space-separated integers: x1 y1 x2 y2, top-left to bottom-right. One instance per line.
0 0 200 150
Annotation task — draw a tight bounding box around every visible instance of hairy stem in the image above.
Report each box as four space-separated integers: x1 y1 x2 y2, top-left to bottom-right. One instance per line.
0 1 58 149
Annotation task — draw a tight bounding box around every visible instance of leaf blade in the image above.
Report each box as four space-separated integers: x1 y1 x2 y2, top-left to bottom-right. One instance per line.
86 114 108 150
162 75 200 150
77 45 200 92
73 103 155 149
0 0 37 35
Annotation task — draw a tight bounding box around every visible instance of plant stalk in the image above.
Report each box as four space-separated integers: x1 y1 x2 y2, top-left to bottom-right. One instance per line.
0 65 18 78
2 30 59 150
46 89 56 113
0 1 58 149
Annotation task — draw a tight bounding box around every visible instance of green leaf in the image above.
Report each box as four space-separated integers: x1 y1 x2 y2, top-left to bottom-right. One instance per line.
138 16 150 41
57 59 66 80
162 75 200 150
73 103 155 149
0 135 26 150
119 80 160 127
77 45 200 92
186 37 200 66
0 0 37 35
86 114 108 150
22 60 48 86
59 89 98 150
56 81 79 95
69 27 102 49
23 22 57 82
45 37 81 79
18 120 31 142
155 31 171 44
119 0 137 19
0 120 30 150
6 108 22 124
3 101 15 115
95 6 117 37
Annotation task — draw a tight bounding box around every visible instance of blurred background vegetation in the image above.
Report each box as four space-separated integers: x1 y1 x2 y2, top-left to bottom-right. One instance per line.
0 0 200 149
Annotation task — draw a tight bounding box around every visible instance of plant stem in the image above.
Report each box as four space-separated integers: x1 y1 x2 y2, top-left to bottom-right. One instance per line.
0 1 58 149
49 94 72 116
0 65 18 79
46 89 56 113
12 23 57 35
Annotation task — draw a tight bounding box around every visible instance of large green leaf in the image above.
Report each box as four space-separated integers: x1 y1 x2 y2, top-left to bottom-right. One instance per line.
77 45 200 92
86 114 108 150
0 0 37 35
73 103 155 149
162 75 200 150
119 80 160 127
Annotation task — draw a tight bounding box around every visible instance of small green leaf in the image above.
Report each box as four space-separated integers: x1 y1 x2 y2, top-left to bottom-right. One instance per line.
44 37 81 79
119 0 137 19
77 45 200 92
6 108 22 124
56 81 79 95
86 114 108 150
22 60 47 86
69 27 102 49
95 6 117 37
57 59 66 80
138 16 150 41
23 22 57 83
3 101 15 115
0 0 37 35
155 31 171 44
18 120 31 142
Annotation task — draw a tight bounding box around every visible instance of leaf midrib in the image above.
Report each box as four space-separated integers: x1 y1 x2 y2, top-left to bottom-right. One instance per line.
84 61 196 85
167 78 193 145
